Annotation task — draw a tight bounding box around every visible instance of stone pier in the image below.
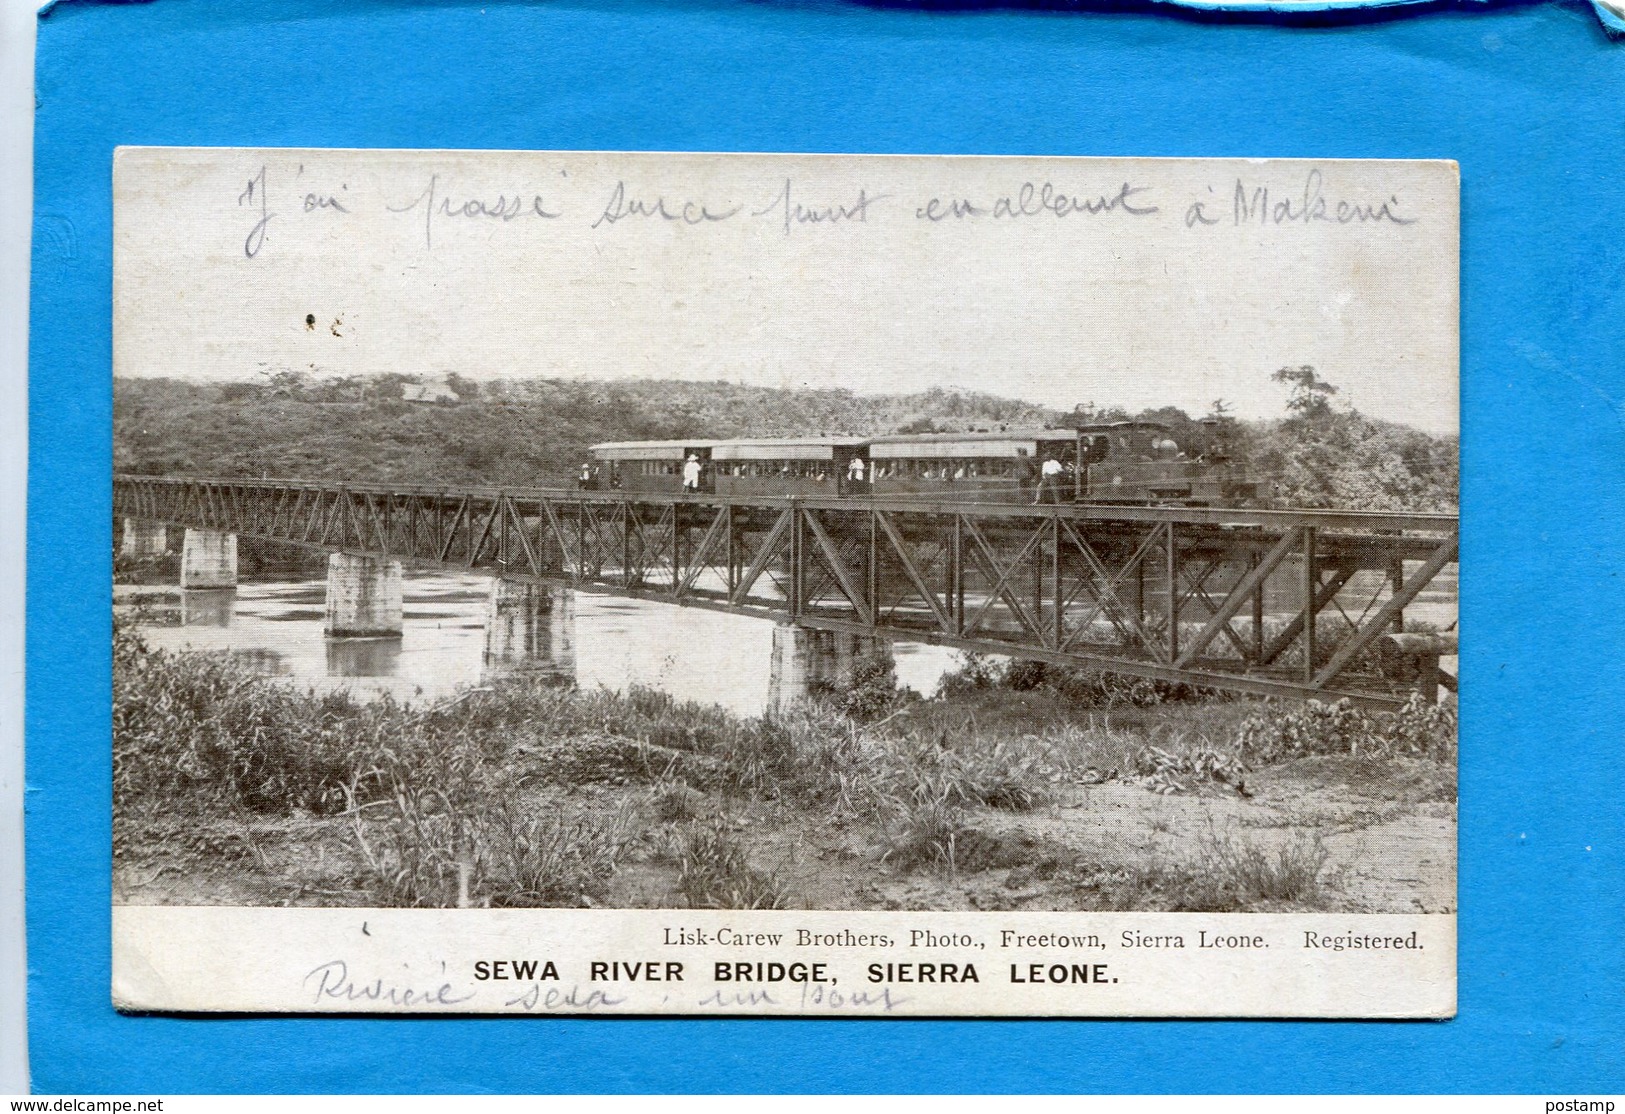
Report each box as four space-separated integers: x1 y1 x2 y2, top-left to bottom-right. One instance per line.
767 622 890 714
120 518 168 558
324 552 403 638
482 580 575 684
179 529 237 589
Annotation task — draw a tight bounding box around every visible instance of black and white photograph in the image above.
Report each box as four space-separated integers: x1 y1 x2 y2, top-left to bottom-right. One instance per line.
109 149 1458 1016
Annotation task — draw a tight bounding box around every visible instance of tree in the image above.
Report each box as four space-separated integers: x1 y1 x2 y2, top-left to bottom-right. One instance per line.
1272 365 1338 420
444 372 482 401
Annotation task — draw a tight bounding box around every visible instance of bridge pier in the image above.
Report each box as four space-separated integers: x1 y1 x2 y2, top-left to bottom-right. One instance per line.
324 553 403 638
180 528 237 589
767 622 890 714
120 518 167 558
482 580 575 684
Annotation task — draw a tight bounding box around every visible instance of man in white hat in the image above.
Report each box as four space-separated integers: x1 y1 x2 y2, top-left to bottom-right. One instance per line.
682 453 703 493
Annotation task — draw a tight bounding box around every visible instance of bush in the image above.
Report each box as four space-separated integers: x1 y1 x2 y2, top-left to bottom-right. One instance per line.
113 620 375 816
1078 828 1331 912
933 652 1221 708
934 653 1001 696
833 652 908 721
482 798 636 908
350 786 636 909
1233 695 1456 765
1182 829 1331 910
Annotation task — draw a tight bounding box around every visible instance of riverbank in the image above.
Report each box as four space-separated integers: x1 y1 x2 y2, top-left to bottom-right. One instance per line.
112 621 1456 913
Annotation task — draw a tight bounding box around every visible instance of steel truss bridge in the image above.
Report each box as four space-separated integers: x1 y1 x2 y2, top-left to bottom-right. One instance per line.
115 475 1458 707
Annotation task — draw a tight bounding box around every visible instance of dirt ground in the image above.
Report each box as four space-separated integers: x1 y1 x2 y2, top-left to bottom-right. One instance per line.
115 749 1454 914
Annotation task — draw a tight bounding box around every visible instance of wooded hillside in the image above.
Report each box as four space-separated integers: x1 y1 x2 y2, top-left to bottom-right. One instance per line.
113 372 1457 512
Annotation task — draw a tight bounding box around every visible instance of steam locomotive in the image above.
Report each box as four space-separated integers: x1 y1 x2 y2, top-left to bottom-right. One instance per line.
587 420 1259 506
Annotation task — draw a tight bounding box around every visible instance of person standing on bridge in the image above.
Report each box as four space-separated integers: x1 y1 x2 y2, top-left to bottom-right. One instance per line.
1037 454 1064 505
682 453 703 493
1015 449 1037 500
847 455 866 492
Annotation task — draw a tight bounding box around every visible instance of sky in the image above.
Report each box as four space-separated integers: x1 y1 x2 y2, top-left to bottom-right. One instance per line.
115 149 1459 434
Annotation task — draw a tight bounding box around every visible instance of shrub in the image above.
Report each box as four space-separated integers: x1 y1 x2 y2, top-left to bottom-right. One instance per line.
1005 659 1049 691
674 820 789 909
1076 828 1331 912
1133 741 1249 795
1233 695 1456 765
711 715 800 796
833 652 908 721
113 621 375 816
934 652 1001 696
646 777 706 822
932 651 1221 708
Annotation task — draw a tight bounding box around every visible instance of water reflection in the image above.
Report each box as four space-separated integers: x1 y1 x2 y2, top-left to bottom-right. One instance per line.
227 647 293 677
482 581 576 686
179 589 236 628
118 571 957 716
325 637 404 678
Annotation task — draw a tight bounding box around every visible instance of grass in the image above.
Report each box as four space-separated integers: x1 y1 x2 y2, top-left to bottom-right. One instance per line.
1185 827 1331 910
1056 828 1331 912
114 618 1452 912
674 820 789 909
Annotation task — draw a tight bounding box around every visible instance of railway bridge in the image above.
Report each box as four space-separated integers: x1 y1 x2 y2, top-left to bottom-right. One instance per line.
114 475 1458 708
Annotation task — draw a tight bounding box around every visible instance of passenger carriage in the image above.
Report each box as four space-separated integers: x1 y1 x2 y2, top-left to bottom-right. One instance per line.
587 440 718 493
866 430 1081 502
709 437 871 498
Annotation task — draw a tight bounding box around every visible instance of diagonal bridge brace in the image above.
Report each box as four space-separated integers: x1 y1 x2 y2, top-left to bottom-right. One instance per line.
1311 531 1458 690
1174 527 1302 668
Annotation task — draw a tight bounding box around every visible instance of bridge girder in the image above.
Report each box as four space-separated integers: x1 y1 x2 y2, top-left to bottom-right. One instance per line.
115 476 1458 708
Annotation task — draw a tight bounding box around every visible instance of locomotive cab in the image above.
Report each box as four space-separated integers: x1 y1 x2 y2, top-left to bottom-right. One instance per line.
1077 420 1256 505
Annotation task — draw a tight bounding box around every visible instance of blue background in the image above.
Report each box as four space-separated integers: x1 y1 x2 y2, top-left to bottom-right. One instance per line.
27 0 1625 1093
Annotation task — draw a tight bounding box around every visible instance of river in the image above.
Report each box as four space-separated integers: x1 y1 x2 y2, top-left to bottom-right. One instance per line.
117 572 966 717
117 564 1457 717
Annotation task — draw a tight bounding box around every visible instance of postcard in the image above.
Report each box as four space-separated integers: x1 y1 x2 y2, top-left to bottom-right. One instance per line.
110 148 1457 1016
